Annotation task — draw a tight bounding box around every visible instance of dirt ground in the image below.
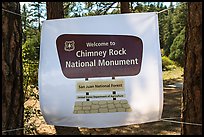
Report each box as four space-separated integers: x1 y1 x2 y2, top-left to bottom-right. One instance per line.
24 76 183 135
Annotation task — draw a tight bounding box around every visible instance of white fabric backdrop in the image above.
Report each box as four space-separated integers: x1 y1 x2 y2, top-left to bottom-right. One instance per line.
38 12 163 128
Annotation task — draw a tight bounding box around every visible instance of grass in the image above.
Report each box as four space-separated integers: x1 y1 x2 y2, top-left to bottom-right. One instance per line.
163 66 183 80
162 66 184 85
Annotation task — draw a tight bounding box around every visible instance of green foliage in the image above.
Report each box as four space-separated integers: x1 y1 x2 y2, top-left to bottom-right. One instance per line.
163 10 174 56
64 2 119 17
21 4 43 134
162 66 184 82
22 32 40 97
169 27 185 67
172 3 187 38
159 2 186 60
22 37 40 62
131 2 163 13
162 56 177 71
24 106 37 134
29 2 46 31
21 4 33 43
24 103 41 134
158 5 168 49
168 3 186 67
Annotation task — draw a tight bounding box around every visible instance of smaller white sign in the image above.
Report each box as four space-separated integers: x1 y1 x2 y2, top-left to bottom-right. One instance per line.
76 79 125 91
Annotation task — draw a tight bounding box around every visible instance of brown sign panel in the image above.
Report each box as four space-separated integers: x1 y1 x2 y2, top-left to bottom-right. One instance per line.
56 34 143 79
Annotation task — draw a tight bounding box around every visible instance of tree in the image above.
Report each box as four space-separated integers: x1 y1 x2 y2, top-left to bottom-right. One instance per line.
163 8 174 56
169 27 185 67
63 2 118 17
29 2 45 32
46 2 80 135
172 2 187 38
2 2 24 135
21 4 32 43
64 2 79 17
120 2 131 13
131 2 144 13
46 2 64 19
168 2 187 66
22 32 40 98
181 2 202 135
21 3 42 106
158 5 168 49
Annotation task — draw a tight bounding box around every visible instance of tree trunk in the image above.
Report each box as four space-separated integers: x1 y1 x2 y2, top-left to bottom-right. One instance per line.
120 2 131 13
46 2 64 19
46 2 81 135
181 2 202 135
2 2 24 135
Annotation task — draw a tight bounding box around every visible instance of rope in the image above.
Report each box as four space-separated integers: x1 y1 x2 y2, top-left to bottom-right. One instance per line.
2 122 35 133
2 8 27 18
2 117 202 133
161 119 202 126
2 127 25 133
2 8 44 24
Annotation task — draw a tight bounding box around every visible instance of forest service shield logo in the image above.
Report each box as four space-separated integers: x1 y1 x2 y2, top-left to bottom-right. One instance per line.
64 40 75 51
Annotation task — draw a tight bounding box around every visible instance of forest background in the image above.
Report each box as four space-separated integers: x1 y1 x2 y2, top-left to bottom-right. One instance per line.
4 2 198 135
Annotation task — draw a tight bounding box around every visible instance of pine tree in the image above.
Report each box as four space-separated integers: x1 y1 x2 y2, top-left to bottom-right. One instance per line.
181 2 202 135
172 3 187 38
2 2 24 135
29 2 45 32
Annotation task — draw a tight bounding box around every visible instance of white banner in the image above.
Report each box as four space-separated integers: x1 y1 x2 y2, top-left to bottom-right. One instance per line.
38 12 163 128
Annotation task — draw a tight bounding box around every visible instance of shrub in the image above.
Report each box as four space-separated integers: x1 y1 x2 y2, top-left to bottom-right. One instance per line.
169 27 185 67
162 56 177 71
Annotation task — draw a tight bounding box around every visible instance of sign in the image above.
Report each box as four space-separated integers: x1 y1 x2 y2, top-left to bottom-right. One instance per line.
56 34 143 78
76 79 125 91
39 12 163 128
